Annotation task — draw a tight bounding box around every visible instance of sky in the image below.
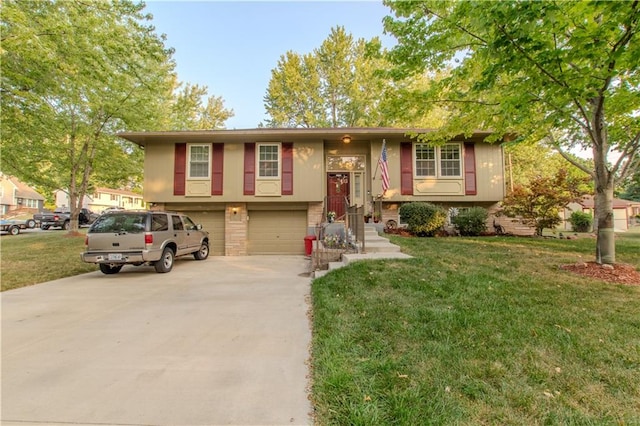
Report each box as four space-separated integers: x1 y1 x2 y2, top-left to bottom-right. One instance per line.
143 1 395 129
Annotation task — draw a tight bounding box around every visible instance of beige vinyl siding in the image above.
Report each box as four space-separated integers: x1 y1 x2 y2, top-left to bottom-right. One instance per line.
382 141 505 203
182 211 225 255
247 210 307 255
142 141 325 203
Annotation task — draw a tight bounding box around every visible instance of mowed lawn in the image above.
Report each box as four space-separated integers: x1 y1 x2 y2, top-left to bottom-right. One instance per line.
1 230 97 291
311 231 640 425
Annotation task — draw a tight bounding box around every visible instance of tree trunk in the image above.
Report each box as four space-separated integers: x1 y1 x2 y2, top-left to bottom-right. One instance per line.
592 114 615 264
594 183 615 265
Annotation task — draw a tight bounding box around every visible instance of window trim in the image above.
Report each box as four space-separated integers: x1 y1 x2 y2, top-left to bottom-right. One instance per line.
187 143 211 180
256 142 281 179
414 142 462 179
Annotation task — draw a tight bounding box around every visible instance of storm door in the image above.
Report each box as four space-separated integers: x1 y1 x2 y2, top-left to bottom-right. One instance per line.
327 173 350 220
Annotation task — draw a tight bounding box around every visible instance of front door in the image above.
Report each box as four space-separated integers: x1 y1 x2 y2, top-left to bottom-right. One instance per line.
327 173 350 220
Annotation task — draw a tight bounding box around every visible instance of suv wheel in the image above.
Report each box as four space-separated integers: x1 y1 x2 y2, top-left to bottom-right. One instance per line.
99 264 123 274
193 242 209 260
63 221 70 231
155 247 174 273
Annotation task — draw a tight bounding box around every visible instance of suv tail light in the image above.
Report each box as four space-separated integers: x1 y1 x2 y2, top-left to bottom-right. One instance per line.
54 215 60 221
145 233 153 245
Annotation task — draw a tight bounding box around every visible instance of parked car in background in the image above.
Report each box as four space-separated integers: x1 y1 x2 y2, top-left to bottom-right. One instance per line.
0 218 36 235
33 208 98 230
81 210 210 274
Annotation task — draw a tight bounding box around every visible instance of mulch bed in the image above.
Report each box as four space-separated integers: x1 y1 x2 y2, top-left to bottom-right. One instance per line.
560 262 640 285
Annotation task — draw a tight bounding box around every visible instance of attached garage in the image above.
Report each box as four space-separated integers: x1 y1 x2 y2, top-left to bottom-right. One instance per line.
184 211 225 256
248 210 307 255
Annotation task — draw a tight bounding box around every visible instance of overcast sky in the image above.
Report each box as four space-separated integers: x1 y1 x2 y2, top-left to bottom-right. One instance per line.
144 1 395 129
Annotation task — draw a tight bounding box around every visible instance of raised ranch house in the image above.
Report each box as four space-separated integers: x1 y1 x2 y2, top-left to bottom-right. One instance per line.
0 173 45 215
55 187 145 213
119 128 508 255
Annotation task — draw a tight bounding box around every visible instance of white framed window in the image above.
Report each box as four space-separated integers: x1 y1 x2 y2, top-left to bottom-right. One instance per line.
415 145 436 177
414 143 462 178
188 144 211 179
257 143 280 178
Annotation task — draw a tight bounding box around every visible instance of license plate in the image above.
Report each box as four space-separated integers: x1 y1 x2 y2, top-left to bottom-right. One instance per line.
108 253 123 261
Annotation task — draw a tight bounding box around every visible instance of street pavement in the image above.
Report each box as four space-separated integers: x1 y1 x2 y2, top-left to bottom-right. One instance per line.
1 256 313 426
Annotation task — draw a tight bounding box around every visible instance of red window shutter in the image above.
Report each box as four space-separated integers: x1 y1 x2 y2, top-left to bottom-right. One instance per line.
400 142 413 195
211 143 224 195
464 142 477 195
244 143 255 195
173 143 186 196
281 142 293 195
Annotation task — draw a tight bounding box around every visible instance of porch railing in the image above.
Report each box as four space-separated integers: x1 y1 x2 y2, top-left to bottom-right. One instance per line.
313 198 366 271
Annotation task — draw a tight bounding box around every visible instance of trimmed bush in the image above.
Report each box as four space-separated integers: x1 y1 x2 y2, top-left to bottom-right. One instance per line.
399 202 447 236
569 211 593 232
452 207 488 236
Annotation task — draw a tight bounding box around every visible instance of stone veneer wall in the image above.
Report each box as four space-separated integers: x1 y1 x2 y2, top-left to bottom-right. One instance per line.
308 202 324 229
225 203 247 256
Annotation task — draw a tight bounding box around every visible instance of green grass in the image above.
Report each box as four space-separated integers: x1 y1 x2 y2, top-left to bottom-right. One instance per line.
1 230 98 291
311 233 640 425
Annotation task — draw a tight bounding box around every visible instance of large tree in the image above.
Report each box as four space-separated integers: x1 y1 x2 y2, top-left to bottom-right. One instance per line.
162 78 234 131
1 0 178 230
263 26 393 127
383 0 640 264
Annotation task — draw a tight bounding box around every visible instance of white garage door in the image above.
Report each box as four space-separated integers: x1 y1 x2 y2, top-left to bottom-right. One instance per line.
614 208 628 231
248 210 307 255
184 211 225 256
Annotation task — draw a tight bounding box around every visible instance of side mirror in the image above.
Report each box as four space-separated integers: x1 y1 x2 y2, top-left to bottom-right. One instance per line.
196 224 202 230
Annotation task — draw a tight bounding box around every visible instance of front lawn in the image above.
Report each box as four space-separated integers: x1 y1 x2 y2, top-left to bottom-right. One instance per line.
1 230 97 291
311 233 640 424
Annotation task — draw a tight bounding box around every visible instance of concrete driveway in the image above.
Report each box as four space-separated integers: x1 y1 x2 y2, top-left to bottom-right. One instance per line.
1 256 313 426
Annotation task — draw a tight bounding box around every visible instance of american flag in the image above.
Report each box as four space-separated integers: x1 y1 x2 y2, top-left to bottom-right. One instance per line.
379 139 389 195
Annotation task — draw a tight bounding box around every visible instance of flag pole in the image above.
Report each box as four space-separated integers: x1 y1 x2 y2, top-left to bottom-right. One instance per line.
373 139 384 180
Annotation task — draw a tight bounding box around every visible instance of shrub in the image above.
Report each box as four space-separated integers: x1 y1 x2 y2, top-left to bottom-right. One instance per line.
399 202 447 236
452 207 488 236
569 211 593 232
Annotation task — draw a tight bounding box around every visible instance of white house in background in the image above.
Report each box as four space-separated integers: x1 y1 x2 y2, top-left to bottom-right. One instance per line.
562 195 640 232
54 187 145 213
0 173 45 215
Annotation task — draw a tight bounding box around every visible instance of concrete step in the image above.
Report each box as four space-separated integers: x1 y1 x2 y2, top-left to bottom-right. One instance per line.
362 241 402 253
328 261 344 270
343 252 413 264
364 235 389 243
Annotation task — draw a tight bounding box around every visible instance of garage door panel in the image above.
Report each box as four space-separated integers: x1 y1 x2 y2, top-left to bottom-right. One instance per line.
184 211 225 256
248 210 307 255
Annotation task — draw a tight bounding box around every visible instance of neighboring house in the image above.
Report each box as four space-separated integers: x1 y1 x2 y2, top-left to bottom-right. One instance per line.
562 195 640 232
0 173 45 215
54 187 145 212
118 128 507 256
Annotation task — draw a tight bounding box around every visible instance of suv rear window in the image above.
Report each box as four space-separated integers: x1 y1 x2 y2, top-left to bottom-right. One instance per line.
90 213 148 233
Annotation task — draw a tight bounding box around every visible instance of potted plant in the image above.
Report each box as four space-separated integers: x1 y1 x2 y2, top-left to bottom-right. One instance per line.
327 211 336 223
373 212 381 223
364 213 372 223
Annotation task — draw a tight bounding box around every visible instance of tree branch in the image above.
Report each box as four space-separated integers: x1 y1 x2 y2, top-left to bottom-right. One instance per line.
546 133 595 178
421 5 489 46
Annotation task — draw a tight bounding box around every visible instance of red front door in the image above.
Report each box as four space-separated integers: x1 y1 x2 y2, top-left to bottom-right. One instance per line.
327 173 350 220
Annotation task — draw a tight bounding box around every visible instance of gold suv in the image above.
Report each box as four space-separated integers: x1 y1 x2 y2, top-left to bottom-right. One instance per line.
81 210 210 274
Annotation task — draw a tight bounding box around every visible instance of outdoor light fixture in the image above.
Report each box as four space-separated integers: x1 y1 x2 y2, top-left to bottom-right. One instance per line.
232 207 238 215
342 135 351 144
